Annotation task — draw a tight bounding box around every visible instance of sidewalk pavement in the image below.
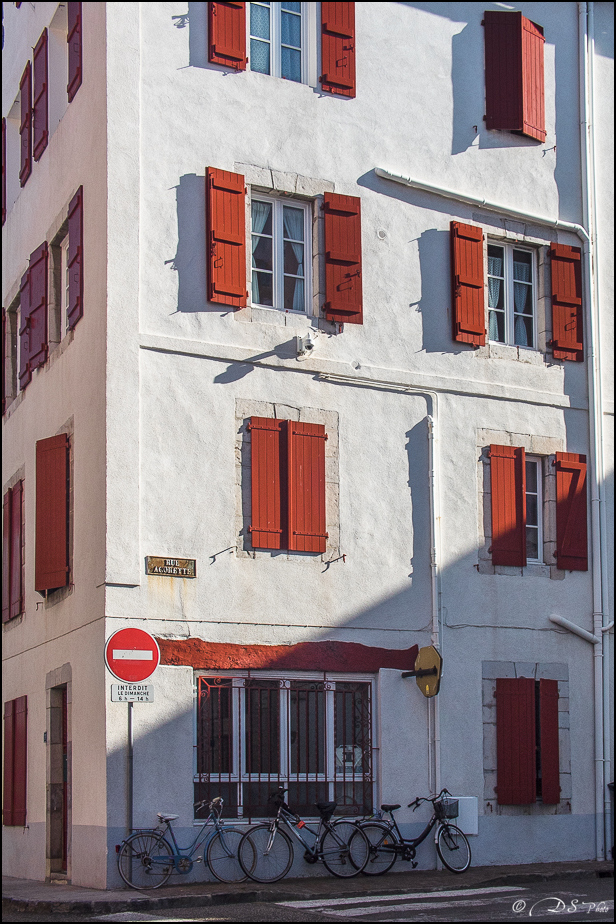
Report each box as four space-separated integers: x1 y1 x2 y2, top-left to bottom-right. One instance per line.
3 860 613 916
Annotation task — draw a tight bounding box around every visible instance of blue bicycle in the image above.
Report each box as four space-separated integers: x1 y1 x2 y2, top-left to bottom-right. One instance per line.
117 797 247 888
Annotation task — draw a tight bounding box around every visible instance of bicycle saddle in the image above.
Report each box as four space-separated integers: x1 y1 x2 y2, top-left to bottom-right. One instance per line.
157 813 178 822
381 803 401 812
315 801 337 817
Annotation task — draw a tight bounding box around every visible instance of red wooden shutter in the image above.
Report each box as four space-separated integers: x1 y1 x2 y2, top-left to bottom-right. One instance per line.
67 187 83 329
550 244 583 362
521 17 546 143
248 417 285 550
451 221 485 346
554 452 588 571
484 12 546 143
320 2 356 98
496 677 536 804
19 61 32 187
539 679 560 804
3 700 15 825
2 117 6 225
1 309 5 413
18 269 32 391
12 696 27 826
323 193 362 324
27 243 49 373
489 445 526 567
287 422 328 554
208 2 246 70
33 28 49 161
35 434 69 592
3 696 27 826
67 2 83 102
10 481 23 619
2 490 10 623
206 167 246 308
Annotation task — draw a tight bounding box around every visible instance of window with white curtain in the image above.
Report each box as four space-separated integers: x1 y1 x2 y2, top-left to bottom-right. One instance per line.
487 242 536 349
251 195 311 314
525 457 543 563
249 2 306 83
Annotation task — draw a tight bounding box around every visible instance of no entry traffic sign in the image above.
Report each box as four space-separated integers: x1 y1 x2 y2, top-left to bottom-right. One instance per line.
105 628 160 683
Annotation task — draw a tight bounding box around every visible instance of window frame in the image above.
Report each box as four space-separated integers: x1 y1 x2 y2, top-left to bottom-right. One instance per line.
248 1 309 83
60 233 70 336
250 193 313 316
524 456 543 564
487 240 537 350
194 670 375 822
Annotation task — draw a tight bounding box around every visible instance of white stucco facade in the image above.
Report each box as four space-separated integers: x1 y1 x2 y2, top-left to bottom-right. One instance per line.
2 2 613 888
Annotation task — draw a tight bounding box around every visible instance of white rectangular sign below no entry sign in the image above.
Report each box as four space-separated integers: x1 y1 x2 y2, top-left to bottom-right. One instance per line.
111 684 154 703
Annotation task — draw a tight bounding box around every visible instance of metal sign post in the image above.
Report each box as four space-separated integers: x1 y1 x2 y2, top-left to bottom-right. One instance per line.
105 629 159 835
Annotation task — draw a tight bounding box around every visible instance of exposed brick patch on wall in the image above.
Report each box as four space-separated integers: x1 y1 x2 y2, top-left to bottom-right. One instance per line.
157 638 418 673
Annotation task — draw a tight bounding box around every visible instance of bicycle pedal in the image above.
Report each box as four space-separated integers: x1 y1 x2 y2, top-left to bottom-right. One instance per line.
412 861 418 869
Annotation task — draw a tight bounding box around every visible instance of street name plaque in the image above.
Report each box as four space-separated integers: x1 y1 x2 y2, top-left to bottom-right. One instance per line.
146 556 196 577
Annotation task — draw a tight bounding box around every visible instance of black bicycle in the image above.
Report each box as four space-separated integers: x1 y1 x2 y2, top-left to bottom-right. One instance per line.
238 787 370 882
359 788 471 875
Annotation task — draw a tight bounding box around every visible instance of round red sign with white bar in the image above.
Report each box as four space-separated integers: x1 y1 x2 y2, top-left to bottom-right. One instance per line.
105 628 160 683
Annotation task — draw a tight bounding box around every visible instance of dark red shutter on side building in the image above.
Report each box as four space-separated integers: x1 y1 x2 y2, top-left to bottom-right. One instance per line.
67 3 83 102
1 309 5 412
539 679 560 804
3 700 15 825
323 193 362 324
33 28 49 161
287 422 328 554
320 2 356 98
2 491 10 623
35 434 69 592
489 445 526 567
554 452 588 571
249 417 285 550
67 187 84 329
451 221 485 346
19 61 32 187
206 167 246 308
3 696 27 826
550 244 583 361
19 269 32 391
484 11 546 143
12 696 27 826
10 481 23 619
27 243 49 373
2 117 6 225
496 677 536 804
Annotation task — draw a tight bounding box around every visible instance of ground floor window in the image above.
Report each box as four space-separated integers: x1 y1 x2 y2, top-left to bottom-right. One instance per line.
194 673 373 821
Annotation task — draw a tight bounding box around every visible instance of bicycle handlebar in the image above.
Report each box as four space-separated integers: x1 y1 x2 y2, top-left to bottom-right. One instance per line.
408 788 451 811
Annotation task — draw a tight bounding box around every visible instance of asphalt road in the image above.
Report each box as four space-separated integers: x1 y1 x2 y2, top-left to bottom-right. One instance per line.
2 878 614 922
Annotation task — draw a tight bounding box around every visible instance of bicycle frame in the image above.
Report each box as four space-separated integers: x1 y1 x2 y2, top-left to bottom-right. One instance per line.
269 805 355 863
150 811 235 871
269 807 324 857
380 809 440 856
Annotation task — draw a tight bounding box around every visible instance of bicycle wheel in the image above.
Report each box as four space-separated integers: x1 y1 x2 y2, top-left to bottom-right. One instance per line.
436 823 471 873
320 821 370 878
206 827 246 883
118 832 174 889
238 824 294 883
359 822 398 875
